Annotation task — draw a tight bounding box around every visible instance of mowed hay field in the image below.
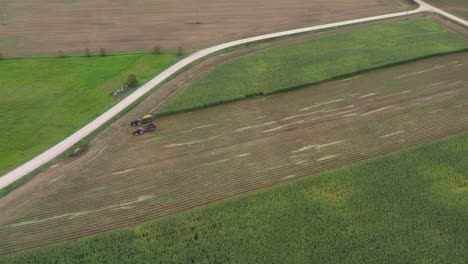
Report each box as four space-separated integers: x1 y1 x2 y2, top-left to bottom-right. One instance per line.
2 133 467 263
0 52 467 255
159 18 468 115
425 0 468 20
0 0 411 57
0 53 178 176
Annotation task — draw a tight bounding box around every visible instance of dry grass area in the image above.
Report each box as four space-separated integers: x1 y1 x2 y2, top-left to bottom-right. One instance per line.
0 51 466 255
0 0 410 57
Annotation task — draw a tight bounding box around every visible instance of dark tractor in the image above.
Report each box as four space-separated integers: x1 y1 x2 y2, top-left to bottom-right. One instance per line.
132 122 157 136
133 128 145 136
130 119 142 127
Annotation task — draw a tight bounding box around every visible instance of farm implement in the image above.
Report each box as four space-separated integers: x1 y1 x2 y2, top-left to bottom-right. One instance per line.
130 115 157 136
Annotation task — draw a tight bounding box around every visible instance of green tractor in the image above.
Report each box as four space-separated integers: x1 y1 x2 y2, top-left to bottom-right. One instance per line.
130 114 153 127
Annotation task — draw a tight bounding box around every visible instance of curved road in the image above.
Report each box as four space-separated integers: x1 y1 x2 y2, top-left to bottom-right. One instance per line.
0 0 466 190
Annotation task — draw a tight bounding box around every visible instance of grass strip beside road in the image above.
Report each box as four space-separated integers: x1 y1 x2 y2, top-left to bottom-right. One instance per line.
2 133 467 263
0 53 178 176
159 18 468 116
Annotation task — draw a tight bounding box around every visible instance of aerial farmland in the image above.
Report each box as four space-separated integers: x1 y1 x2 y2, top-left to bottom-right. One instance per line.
0 0 411 57
0 0 467 263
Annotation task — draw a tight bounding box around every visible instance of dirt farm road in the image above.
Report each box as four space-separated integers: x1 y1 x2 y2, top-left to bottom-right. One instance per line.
0 0 466 190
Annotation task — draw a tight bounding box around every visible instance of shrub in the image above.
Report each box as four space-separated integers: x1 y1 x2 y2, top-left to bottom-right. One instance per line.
57 50 65 58
153 44 161 54
125 74 138 88
99 48 106 56
85 48 91 57
0 52 3 60
176 46 183 57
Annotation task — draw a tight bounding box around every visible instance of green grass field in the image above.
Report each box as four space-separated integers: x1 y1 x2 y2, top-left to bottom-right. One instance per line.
425 0 468 20
0 53 178 176
2 133 466 263
159 18 468 115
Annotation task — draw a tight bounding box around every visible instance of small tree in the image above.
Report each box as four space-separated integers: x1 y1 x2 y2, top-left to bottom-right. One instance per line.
176 46 183 57
125 74 138 88
405 0 416 19
57 50 65 58
0 52 3 60
153 44 161 54
85 48 91 57
99 48 106 56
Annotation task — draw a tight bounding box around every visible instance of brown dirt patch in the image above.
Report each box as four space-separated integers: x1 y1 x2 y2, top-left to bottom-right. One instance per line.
0 0 410 57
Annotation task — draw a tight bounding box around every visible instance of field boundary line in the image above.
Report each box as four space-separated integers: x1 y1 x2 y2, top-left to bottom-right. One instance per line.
1 0 466 190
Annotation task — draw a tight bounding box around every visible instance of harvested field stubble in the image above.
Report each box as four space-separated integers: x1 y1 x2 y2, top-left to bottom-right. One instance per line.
1 131 467 263
0 52 467 255
0 0 410 57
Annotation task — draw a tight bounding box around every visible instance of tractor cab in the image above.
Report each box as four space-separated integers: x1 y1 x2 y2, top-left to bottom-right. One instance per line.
133 127 145 136
130 119 142 126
